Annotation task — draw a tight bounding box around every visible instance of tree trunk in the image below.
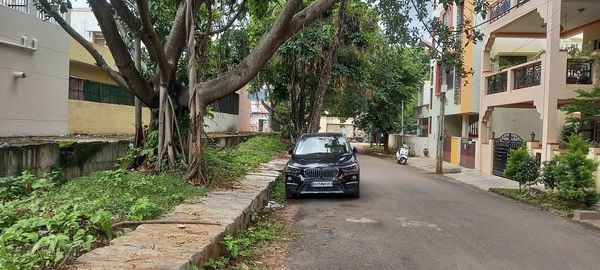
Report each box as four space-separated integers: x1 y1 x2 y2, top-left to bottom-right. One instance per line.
307 0 347 133
383 132 389 153
133 35 144 148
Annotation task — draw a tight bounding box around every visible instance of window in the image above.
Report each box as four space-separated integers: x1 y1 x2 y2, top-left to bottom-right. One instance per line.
69 77 84 100
68 77 135 106
443 65 455 90
419 118 429 138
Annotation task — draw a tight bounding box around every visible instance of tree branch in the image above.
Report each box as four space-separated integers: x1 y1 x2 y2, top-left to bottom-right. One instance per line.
209 0 247 35
88 0 156 106
197 0 339 106
37 0 128 90
136 0 170 80
110 0 157 64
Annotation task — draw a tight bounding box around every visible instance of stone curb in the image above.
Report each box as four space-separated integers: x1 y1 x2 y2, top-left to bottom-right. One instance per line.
74 159 288 270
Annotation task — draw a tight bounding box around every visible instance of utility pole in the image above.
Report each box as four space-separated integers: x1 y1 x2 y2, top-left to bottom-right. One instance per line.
436 92 446 174
401 99 404 146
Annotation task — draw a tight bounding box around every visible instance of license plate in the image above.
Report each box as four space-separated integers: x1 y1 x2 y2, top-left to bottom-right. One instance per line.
311 181 333 188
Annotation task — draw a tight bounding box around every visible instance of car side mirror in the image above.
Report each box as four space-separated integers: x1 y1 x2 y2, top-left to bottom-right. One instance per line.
288 147 294 155
352 147 358 154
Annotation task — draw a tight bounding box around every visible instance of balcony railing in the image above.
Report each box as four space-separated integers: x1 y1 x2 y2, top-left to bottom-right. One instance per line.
1 0 28 13
513 61 542 89
489 0 530 23
490 0 511 22
413 104 429 118
566 59 593 85
487 71 508 94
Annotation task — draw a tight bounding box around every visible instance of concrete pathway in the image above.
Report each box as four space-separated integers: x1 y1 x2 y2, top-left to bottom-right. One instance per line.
74 159 287 270
407 157 520 191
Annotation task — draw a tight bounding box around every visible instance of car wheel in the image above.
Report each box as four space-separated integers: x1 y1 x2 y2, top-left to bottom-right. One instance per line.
351 185 360 199
285 188 297 199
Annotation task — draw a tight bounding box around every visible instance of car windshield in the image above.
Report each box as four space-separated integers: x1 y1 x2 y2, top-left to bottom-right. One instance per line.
294 136 350 155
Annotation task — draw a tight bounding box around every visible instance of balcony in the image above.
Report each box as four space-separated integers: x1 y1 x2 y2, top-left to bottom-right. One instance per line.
489 0 531 22
513 61 542 90
566 59 593 85
413 104 430 118
1 0 63 24
486 71 508 95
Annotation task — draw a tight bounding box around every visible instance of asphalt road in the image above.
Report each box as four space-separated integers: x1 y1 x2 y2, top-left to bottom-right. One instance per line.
286 154 600 270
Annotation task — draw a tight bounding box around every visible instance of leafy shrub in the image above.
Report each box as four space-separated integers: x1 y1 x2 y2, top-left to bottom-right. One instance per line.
551 135 598 207
540 159 559 191
504 146 539 190
0 171 206 269
0 170 60 202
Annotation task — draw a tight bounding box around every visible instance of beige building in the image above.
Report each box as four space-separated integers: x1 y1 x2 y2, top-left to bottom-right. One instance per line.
0 2 69 137
478 0 600 177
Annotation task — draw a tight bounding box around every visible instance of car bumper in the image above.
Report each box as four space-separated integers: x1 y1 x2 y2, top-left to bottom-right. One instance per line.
285 173 359 195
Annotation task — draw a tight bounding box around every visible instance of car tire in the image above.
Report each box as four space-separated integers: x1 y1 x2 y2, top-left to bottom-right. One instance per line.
285 188 297 199
351 185 360 199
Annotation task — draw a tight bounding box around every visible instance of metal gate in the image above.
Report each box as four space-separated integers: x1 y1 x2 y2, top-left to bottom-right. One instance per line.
493 133 524 176
460 138 476 169
443 129 451 163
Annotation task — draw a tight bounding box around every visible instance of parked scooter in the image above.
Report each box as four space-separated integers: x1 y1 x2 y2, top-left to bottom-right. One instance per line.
396 144 409 165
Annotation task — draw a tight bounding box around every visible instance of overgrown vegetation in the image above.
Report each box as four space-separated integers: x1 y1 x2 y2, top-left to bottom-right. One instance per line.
490 188 582 217
0 135 286 269
201 135 286 186
0 170 206 269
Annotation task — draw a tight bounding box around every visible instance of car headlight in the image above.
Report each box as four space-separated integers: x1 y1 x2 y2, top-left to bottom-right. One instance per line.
286 165 302 174
340 163 358 173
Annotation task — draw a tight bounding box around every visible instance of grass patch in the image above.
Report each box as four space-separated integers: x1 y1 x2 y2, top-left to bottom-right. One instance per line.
489 188 592 217
0 134 287 269
0 170 206 269
201 135 286 186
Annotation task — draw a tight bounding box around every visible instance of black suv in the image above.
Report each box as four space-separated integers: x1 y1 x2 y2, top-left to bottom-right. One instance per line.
285 133 360 199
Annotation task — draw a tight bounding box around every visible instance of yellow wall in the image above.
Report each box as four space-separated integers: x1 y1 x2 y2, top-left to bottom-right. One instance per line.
69 38 117 69
459 0 475 113
451 136 461 165
70 61 117 85
68 100 151 135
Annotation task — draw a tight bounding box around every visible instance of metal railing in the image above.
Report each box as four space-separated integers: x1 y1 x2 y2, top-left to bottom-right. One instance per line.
490 0 511 22
513 61 542 89
566 59 593 85
487 71 508 94
1 0 28 13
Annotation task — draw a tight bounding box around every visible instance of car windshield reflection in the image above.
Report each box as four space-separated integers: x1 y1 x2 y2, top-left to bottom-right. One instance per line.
295 136 350 155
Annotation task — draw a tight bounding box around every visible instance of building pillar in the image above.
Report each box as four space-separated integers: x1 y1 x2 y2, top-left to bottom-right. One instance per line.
461 114 469 138
541 0 563 162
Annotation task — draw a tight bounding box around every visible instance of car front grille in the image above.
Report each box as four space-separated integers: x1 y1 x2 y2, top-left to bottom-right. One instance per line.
303 167 339 178
304 168 321 178
321 167 339 178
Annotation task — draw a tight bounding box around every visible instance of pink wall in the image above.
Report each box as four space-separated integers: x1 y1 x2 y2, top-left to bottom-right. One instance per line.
237 87 252 132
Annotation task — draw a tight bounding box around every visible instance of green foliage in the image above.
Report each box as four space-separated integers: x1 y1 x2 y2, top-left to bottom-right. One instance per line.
354 46 428 135
0 170 206 269
540 159 559 191
551 135 598 207
490 188 580 217
205 210 283 270
201 135 286 185
503 146 539 190
0 170 61 202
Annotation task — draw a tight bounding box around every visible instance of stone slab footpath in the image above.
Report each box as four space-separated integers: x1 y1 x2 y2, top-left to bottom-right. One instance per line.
74 159 288 270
